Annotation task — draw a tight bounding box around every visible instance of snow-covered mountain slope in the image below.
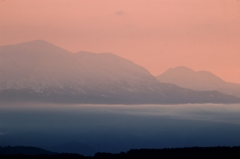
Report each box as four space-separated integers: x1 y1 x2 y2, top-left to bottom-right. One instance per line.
156 66 240 98
0 40 239 104
0 40 155 91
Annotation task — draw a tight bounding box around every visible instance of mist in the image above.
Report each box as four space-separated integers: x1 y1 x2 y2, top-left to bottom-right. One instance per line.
1 103 240 155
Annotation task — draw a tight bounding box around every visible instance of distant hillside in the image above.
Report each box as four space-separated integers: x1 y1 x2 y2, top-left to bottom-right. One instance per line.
0 146 53 155
0 41 240 104
48 142 96 156
157 66 240 98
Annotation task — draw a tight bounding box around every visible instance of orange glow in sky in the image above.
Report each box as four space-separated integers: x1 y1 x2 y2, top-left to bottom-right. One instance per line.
0 0 240 83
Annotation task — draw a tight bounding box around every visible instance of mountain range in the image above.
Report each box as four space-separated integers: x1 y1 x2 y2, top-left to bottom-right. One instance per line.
0 40 239 104
156 66 240 98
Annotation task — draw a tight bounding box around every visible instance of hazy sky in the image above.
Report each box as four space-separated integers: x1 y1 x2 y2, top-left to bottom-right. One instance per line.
0 0 240 83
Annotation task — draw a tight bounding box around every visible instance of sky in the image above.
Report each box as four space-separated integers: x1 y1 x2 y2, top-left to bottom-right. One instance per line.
0 0 240 83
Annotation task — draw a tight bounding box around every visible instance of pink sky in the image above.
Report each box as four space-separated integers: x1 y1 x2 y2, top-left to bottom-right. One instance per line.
0 0 240 83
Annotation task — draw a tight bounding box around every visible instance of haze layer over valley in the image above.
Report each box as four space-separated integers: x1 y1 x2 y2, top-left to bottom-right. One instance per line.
0 40 239 104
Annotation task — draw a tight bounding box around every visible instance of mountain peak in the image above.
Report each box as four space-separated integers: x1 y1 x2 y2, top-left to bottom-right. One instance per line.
15 39 64 51
173 66 194 71
157 66 240 98
167 66 195 74
0 39 73 58
24 39 54 46
157 66 224 84
0 39 53 48
26 39 51 44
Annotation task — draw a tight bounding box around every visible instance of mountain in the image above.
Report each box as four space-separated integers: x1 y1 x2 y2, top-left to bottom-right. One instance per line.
156 66 240 98
0 146 53 155
48 142 96 156
0 40 239 104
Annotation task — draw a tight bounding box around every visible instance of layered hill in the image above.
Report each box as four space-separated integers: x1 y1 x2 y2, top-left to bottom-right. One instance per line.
156 66 240 98
0 40 239 104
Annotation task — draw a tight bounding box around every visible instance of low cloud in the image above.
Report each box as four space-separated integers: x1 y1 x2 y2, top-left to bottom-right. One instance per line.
115 10 125 16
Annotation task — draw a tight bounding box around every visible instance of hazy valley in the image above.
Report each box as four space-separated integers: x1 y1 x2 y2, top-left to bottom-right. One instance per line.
1 103 240 156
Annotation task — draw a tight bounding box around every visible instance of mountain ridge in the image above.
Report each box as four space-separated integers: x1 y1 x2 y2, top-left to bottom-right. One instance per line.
156 66 240 98
0 40 240 104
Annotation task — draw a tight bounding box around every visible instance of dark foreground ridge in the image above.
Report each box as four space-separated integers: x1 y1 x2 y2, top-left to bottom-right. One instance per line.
1 146 240 159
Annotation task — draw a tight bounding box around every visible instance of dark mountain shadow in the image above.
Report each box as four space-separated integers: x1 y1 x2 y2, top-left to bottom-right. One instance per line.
47 141 96 156
0 146 53 155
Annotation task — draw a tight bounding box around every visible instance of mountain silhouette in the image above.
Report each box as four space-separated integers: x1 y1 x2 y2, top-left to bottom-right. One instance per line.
0 41 240 104
0 146 53 155
48 142 96 156
156 66 240 98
